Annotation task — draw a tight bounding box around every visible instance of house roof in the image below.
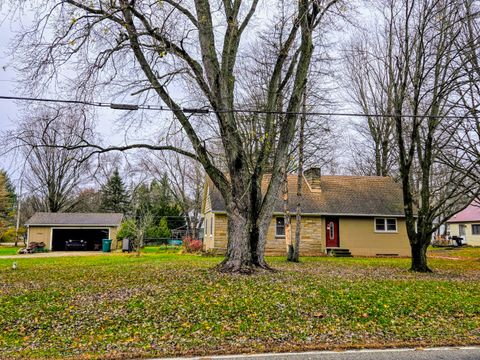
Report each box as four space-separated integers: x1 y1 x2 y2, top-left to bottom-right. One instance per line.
447 200 480 223
25 212 123 226
208 174 406 217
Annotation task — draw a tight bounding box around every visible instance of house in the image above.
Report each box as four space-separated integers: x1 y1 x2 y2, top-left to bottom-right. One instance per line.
202 168 411 257
447 201 480 246
25 212 123 251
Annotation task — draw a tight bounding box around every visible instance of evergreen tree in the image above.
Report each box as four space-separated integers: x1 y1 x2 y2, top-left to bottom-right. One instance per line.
145 217 171 239
100 169 129 214
0 170 16 220
132 183 152 217
0 170 17 242
150 177 185 230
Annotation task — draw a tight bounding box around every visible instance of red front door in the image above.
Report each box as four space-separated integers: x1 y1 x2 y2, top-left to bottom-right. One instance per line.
325 217 339 247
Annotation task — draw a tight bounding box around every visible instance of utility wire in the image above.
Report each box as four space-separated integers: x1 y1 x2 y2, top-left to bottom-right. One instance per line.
0 94 477 120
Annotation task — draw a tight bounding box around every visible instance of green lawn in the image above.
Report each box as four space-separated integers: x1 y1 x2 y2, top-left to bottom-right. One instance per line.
1 249 480 359
429 246 480 259
0 246 21 256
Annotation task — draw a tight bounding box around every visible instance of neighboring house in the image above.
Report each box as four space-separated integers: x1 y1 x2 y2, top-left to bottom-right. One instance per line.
202 168 411 257
447 201 480 246
25 212 123 251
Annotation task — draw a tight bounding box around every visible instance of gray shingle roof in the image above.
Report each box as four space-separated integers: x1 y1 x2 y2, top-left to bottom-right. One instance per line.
209 175 405 217
25 212 123 226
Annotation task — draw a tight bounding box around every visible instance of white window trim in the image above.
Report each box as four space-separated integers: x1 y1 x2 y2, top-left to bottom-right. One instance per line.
275 217 286 238
374 217 398 233
209 217 213 238
472 224 480 235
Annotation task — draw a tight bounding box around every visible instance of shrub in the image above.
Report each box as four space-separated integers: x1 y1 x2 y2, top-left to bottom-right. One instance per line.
182 236 202 253
117 219 137 241
145 217 171 240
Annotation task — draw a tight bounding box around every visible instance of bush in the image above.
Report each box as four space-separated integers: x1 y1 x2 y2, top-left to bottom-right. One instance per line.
145 217 171 240
0 225 25 243
182 236 202 253
117 219 137 241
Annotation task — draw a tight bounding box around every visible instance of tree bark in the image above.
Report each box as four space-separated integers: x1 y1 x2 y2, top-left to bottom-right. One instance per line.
410 239 431 272
292 92 306 262
217 204 254 273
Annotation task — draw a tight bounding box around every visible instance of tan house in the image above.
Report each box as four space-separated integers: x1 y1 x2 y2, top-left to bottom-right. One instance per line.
447 201 480 246
25 212 123 251
202 169 411 257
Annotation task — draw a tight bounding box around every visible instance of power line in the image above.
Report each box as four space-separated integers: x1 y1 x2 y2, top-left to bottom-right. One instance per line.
0 94 477 120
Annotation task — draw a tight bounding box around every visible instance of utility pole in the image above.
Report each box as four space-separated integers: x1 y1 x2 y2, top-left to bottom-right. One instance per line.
15 155 29 247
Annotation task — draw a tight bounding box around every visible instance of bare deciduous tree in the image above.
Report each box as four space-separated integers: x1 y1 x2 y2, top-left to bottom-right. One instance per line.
13 106 94 212
346 0 480 272
343 28 396 176
17 0 343 272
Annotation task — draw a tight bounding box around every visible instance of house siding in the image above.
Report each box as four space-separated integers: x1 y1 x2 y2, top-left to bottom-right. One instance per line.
203 212 216 251
338 217 410 256
27 226 51 248
204 187 212 213
449 222 480 246
204 214 410 257
110 227 119 249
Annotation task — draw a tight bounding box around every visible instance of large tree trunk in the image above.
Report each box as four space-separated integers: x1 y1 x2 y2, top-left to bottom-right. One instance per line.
217 204 254 273
218 176 274 273
291 91 306 262
410 238 431 272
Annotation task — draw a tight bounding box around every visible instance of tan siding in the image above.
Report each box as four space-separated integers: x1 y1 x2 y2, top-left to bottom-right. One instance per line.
213 214 227 252
339 217 410 256
27 226 51 249
202 212 217 251
449 223 460 239
205 188 212 213
201 186 217 251
449 222 480 246
110 226 119 249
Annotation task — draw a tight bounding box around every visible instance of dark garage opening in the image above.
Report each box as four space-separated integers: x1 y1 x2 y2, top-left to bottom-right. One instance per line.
52 228 109 251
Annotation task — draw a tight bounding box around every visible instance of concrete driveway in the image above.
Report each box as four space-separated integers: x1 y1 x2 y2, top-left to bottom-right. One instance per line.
0 251 113 259
159 347 480 360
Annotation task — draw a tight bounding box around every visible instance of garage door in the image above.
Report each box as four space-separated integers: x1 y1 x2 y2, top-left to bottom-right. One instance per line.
51 229 109 251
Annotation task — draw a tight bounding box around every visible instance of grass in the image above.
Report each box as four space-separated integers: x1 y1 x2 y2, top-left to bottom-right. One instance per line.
0 246 21 256
141 245 183 253
1 248 480 359
429 246 480 259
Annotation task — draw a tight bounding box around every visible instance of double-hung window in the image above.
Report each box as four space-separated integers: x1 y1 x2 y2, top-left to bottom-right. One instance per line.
375 218 397 232
275 217 286 237
472 224 480 235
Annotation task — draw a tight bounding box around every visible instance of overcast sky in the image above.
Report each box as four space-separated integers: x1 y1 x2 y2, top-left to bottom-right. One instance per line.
0 5 21 131
0 3 25 177
0 3 127 182
0 1 361 187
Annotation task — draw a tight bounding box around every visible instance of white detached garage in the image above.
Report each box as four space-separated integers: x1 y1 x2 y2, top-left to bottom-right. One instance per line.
25 213 123 251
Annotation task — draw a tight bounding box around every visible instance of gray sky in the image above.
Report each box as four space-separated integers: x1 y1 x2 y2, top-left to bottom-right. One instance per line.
0 4 128 182
0 1 360 186
0 4 25 177
0 5 20 133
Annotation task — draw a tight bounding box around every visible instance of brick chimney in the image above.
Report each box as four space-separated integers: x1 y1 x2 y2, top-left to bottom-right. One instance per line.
304 167 322 192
